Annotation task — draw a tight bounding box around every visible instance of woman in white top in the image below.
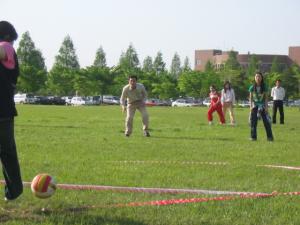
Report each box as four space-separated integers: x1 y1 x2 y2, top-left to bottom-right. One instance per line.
221 81 236 125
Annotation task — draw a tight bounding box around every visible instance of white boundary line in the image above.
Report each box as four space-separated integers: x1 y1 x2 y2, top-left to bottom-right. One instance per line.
109 160 228 165
0 180 265 196
257 165 300 171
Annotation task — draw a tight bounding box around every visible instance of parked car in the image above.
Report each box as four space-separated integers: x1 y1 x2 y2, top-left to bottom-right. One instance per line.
102 95 120 105
14 93 35 104
71 96 86 106
291 99 300 107
171 99 197 107
202 98 211 107
238 100 250 107
85 96 101 105
159 99 172 106
51 97 66 105
62 96 72 105
35 96 52 105
268 101 273 107
145 99 158 106
285 100 294 106
35 96 66 105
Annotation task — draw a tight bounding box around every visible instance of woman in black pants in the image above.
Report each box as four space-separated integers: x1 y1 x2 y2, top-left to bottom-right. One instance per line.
249 72 274 141
0 21 23 201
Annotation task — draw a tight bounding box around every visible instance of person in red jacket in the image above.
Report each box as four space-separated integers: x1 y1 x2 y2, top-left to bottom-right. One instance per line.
207 85 225 125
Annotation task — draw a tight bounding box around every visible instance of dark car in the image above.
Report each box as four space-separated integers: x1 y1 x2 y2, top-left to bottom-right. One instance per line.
51 97 66 105
35 96 52 105
35 96 66 105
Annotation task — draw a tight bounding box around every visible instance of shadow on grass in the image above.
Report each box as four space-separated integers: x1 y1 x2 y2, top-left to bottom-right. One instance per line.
16 124 85 129
34 206 147 225
1 208 146 225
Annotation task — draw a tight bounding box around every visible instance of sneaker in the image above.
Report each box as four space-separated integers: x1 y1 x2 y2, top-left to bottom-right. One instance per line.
4 197 14 203
249 138 257 141
143 131 150 137
208 121 212 125
267 137 274 142
125 133 130 137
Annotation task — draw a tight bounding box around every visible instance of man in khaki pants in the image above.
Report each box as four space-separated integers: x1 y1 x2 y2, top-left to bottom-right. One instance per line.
120 75 150 137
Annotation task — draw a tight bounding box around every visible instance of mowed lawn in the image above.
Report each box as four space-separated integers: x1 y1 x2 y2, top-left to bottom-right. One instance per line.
1 105 300 225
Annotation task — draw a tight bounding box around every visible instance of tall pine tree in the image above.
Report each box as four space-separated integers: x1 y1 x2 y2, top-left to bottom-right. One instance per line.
47 35 80 95
170 52 181 79
153 51 166 75
118 44 140 74
142 56 154 73
53 35 80 69
182 56 191 72
16 31 47 94
93 46 107 68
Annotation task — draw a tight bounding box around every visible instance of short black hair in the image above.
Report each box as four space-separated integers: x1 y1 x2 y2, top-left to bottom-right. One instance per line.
276 79 281 82
128 75 138 81
0 21 18 42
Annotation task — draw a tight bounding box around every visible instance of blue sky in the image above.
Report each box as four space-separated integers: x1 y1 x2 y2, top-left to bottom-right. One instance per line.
2 0 300 70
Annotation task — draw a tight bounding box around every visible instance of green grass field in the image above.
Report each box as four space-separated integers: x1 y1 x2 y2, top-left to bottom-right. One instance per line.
1 105 300 225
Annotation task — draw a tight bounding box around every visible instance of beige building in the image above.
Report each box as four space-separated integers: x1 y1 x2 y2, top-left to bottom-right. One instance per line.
195 46 300 72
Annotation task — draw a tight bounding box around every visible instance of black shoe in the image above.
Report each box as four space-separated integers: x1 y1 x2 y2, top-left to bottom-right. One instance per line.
125 133 130 137
143 131 150 137
249 138 257 141
267 137 274 142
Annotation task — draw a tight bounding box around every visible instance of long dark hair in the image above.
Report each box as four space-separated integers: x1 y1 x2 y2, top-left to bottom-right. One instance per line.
253 72 265 94
210 85 216 91
223 81 231 92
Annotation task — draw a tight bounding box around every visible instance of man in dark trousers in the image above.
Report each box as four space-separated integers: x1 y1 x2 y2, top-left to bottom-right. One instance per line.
0 21 23 201
271 79 285 124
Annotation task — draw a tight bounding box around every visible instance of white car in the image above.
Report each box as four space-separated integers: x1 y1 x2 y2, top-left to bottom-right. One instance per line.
202 98 211 107
62 96 72 105
71 96 86 106
171 99 197 107
14 93 35 104
102 95 120 105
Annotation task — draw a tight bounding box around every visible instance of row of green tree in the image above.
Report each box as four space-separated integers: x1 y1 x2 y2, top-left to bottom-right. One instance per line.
16 32 300 100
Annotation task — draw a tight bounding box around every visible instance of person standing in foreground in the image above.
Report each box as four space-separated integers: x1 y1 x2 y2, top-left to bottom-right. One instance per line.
120 75 150 137
207 85 225 125
271 79 285 124
0 21 23 200
249 72 274 141
221 81 236 125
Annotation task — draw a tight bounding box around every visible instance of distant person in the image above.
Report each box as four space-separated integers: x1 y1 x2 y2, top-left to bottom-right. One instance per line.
120 75 150 137
221 81 236 125
249 72 274 141
0 21 23 200
207 85 225 125
271 79 285 124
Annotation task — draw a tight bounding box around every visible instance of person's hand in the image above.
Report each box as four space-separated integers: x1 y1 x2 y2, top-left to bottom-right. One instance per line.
122 105 126 113
264 107 268 113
